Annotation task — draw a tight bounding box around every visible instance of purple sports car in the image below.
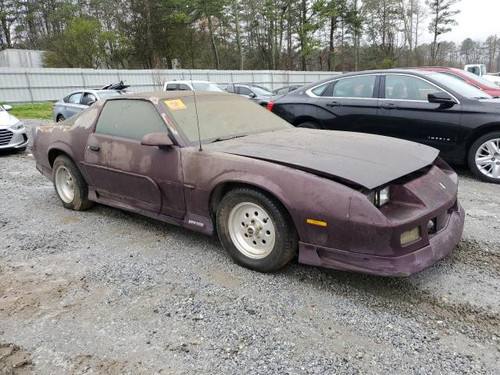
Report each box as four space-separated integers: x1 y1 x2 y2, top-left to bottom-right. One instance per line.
32 92 464 276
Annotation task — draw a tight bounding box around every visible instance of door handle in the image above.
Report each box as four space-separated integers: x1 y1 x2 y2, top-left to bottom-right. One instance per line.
88 145 100 152
381 103 397 110
326 101 340 107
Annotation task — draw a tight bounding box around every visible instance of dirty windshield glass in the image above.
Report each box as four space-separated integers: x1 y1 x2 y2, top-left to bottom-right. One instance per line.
163 94 291 144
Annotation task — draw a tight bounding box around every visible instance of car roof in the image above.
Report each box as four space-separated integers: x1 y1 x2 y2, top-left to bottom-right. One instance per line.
107 91 232 100
298 69 439 88
66 89 122 95
164 80 214 84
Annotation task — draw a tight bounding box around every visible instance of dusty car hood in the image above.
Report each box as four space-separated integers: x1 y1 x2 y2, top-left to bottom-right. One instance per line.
205 129 439 189
0 111 20 128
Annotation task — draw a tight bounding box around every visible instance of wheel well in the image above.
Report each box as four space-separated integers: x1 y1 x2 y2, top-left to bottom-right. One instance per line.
466 124 500 153
293 116 321 128
48 149 70 167
209 181 297 236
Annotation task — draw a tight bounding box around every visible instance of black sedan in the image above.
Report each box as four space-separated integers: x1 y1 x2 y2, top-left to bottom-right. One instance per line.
268 69 500 183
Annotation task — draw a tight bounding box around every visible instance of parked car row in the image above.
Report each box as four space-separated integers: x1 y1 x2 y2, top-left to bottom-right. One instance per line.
267 69 500 184
5 69 500 185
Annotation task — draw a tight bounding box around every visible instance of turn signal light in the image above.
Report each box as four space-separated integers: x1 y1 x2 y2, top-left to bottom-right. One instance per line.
400 227 421 246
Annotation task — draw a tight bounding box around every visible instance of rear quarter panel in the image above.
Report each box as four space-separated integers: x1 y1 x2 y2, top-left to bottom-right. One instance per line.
33 103 102 182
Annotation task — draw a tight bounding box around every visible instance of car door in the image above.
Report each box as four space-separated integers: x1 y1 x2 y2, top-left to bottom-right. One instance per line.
314 74 380 132
378 74 462 155
83 99 185 219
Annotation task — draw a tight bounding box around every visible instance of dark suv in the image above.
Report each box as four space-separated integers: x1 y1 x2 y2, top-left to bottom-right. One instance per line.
268 69 500 183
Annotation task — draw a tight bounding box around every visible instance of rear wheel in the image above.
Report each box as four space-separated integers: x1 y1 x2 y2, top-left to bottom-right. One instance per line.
52 155 94 210
297 121 319 129
216 188 298 272
468 132 500 183
56 115 65 122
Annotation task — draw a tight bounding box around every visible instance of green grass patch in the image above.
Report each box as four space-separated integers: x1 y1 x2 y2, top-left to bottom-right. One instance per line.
2 102 54 120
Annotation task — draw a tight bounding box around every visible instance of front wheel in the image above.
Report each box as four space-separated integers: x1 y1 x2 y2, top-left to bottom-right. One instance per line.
468 132 500 183
52 155 94 210
216 188 298 272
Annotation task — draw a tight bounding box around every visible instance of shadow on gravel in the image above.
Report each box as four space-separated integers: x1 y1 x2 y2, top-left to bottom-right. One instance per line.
0 148 26 157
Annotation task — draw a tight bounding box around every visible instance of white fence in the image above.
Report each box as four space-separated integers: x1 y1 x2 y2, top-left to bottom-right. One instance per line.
0 68 340 103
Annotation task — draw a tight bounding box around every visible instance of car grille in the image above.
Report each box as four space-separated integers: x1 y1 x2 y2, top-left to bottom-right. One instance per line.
0 129 13 146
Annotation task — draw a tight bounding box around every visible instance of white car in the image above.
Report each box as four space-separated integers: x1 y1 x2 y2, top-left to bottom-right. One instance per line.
0 105 28 151
163 80 224 92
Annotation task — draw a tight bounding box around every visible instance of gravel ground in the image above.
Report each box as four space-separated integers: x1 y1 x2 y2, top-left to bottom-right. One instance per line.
0 119 499 374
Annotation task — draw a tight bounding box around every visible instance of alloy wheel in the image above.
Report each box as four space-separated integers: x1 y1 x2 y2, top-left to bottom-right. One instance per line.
228 202 276 259
475 138 500 179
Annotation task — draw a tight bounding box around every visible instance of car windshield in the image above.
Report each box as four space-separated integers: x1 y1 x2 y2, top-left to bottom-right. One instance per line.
192 83 224 92
454 69 500 89
249 86 272 96
163 94 291 144
98 91 123 99
429 73 493 99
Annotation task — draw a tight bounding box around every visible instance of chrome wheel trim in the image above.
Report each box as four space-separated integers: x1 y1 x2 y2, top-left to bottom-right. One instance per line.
228 202 276 259
55 165 75 203
475 138 500 179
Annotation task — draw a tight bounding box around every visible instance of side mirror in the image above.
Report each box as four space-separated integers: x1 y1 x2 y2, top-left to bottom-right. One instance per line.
2 104 12 111
428 92 457 107
141 133 174 148
87 100 96 106
248 93 257 98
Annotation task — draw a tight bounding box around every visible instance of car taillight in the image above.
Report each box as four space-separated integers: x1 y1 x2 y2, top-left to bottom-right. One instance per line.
267 101 274 111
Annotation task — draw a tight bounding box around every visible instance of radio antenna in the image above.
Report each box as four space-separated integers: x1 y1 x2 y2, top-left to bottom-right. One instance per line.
190 70 203 151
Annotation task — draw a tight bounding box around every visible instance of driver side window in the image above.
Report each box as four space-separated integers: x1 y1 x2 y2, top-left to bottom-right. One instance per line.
385 75 438 101
96 100 167 141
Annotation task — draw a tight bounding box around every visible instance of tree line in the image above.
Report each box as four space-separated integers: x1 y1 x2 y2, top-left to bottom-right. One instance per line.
0 0 499 72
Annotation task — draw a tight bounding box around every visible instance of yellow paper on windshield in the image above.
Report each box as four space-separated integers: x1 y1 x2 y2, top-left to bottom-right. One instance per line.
164 99 187 111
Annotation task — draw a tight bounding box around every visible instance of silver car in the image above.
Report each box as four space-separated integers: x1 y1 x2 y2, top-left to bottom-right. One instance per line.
0 104 28 151
52 89 124 122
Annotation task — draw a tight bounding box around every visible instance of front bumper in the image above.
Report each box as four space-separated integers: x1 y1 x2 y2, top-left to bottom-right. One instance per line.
298 201 464 276
0 126 28 150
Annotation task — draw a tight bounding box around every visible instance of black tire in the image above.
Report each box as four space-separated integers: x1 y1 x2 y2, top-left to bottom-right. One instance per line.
467 131 500 184
56 115 65 122
216 188 298 272
52 155 94 210
297 121 319 129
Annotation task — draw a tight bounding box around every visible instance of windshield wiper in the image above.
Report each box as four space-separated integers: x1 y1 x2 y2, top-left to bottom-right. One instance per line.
211 134 248 143
473 96 491 100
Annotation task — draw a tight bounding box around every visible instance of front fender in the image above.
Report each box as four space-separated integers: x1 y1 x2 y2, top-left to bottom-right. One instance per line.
181 148 385 245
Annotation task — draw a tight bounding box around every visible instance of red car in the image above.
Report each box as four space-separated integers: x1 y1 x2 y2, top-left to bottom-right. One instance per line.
32 92 464 276
414 67 500 97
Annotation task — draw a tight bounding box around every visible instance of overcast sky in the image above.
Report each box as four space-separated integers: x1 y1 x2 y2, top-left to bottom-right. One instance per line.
423 0 500 44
